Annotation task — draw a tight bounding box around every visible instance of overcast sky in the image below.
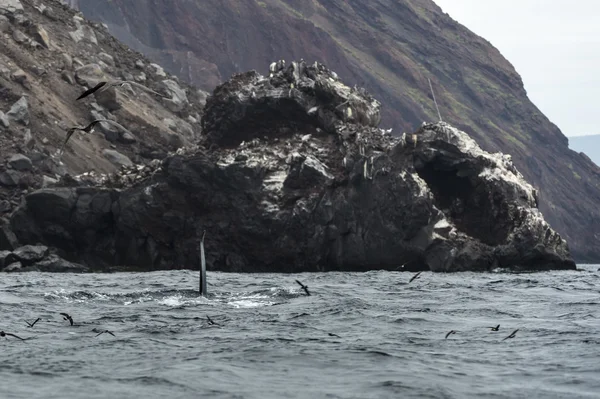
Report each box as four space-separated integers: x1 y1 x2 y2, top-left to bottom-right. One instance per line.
433 0 600 137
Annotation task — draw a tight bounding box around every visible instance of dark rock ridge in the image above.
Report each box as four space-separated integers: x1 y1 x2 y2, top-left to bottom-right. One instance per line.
71 0 600 262
9 62 575 272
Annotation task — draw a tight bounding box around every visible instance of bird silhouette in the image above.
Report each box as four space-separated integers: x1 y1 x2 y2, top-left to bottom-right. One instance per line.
502 329 519 341
60 313 74 326
58 119 133 156
95 330 115 337
0 331 26 340
206 316 219 326
25 318 41 328
445 330 457 339
487 325 500 332
295 280 311 296
76 80 167 101
328 333 341 338
409 271 422 283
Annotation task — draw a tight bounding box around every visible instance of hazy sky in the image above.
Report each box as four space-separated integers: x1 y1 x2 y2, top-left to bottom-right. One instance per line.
433 0 600 137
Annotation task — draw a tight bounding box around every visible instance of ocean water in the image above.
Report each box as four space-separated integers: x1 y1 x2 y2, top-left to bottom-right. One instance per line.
0 266 599 399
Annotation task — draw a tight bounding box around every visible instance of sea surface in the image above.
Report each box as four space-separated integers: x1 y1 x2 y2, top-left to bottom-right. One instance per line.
0 266 599 399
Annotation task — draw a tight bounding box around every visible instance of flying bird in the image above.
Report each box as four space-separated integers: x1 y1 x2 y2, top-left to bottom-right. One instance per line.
25 318 41 328
295 280 311 296
60 313 74 326
409 271 422 283
95 330 115 337
445 330 457 339
58 119 134 156
328 333 341 338
487 325 500 332
206 316 219 326
76 80 167 101
0 331 26 340
502 329 519 341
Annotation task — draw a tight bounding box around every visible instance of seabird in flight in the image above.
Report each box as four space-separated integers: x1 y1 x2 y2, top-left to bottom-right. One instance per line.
60 313 74 326
328 333 341 338
76 80 167 101
95 330 115 337
0 331 26 340
502 329 519 341
25 318 41 328
58 119 133 156
206 316 219 326
487 325 500 332
295 280 311 296
445 330 457 339
409 271 422 283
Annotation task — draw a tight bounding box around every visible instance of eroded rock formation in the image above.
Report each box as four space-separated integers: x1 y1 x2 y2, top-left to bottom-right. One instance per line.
8 61 575 272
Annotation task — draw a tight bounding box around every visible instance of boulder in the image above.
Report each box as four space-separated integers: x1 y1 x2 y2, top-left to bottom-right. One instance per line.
8 153 32 171
3 261 23 272
102 149 133 167
97 52 114 66
32 25 50 48
160 79 188 112
69 15 97 44
9 244 49 265
0 0 23 15
0 225 19 250
61 53 73 70
11 68 28 86
33 254 89 272
6 96 29 126
90 110 118 141
74 63 104 87
0 15 9 32
12 29 28 44
61 70 74 84
148 63 166 77
0 169 23 186
0 111 9 129
0 250 11 268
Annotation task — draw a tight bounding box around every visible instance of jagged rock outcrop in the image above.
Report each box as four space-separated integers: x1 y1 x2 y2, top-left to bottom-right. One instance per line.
9 62 575 272
71 0 600 262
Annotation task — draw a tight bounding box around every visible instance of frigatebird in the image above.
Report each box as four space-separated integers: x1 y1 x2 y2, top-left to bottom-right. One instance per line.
58 119 133 156
409 271 422 283
25 318 41 328
445 330 457 339
76 80 167 101
502 329 519 341
0 331 25 340
295 280 311 296
95 330 115 337
60 312 74 326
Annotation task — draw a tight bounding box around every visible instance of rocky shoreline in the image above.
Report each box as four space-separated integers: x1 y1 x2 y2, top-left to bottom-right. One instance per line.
1 58 576 273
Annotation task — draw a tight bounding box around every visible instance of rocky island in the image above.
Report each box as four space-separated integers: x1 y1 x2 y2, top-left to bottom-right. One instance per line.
0 0 575 272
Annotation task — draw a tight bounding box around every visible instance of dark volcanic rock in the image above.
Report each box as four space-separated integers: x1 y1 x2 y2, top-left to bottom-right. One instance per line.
0 225 19 250
10 244 49 265
33 254 89 272
73 0 600 262
9 62 575 273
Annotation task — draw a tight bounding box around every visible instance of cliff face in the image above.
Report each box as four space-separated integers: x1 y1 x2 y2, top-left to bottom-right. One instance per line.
70 0 600 261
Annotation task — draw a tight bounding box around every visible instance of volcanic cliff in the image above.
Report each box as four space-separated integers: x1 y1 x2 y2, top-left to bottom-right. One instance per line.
70 0 600 262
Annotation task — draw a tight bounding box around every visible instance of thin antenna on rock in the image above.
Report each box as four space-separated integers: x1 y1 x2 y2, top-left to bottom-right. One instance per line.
199 229 207 297
428 78 443 122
